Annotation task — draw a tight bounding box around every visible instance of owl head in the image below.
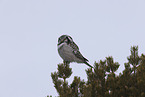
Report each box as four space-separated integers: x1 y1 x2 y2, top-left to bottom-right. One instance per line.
58 35 73 45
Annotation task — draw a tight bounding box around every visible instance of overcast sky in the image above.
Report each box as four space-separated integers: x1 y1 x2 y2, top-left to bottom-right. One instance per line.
0 0 145 97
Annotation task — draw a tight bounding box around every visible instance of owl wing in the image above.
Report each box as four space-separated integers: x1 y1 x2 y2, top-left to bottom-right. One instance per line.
71 42 88 62
73 50 89 62
70 42 79 51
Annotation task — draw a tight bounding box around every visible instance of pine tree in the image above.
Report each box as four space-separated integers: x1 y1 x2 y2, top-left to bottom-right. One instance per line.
51 63 86 97
85 60 107 97
137 54 145 97
117 46 141 97
127 46 140 96
50 46 145 97
105 57 120 97
51 63 72 97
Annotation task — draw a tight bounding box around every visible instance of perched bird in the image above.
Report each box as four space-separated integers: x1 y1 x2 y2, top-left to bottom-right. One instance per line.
57 35 93 68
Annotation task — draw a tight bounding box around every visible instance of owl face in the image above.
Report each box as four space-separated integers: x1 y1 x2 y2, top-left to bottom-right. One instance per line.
58 35 73 45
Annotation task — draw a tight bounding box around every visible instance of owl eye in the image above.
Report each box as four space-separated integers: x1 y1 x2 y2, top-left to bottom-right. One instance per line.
67 36 73 42
58 38 61 43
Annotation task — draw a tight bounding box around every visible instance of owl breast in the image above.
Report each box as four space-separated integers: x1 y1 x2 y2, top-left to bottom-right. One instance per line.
58 43 83 63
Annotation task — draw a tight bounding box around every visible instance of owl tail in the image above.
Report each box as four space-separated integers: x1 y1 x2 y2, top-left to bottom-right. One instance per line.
84 62 93 68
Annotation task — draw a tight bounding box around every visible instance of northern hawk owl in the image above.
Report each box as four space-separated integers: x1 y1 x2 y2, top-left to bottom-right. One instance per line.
57 35 93 68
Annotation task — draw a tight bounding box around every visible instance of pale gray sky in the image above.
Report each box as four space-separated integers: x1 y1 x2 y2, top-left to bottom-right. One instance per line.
0 0 145 97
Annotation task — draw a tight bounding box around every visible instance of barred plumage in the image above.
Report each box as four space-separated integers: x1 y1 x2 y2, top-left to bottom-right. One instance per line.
57 35 93 68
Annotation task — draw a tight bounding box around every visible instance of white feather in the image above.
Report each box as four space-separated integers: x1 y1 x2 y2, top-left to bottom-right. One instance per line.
58 42 83 63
